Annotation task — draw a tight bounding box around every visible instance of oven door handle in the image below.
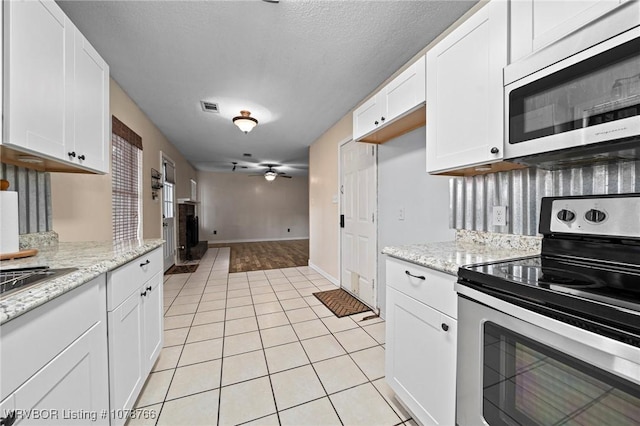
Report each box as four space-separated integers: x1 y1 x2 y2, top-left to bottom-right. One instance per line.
405 270 426 280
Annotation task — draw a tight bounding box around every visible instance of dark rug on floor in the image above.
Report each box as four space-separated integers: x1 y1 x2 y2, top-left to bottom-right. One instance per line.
313 288 371 318
165 264 199 275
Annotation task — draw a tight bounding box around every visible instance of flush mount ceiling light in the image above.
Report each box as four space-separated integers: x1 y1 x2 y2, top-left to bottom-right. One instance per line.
232 110 258 134
264 170 278 181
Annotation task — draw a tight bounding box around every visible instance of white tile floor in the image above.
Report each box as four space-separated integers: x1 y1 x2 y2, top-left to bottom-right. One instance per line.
130 248 416 426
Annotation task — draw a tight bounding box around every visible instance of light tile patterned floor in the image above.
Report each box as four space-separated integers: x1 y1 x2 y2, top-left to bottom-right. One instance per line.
130 248 416 426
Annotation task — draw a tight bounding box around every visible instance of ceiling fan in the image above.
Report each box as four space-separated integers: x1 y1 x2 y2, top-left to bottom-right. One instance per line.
249 164 292 181
231 161 248 172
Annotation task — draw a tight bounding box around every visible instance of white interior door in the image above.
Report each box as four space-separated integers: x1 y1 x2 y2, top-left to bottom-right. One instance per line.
162 156 176 271
340 140 377 308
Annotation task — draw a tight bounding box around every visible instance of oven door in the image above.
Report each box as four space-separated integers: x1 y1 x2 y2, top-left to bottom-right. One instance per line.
456 287 640 426
504 26 640 161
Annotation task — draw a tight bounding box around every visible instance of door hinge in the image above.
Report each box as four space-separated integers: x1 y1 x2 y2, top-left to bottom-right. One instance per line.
372 213 375 223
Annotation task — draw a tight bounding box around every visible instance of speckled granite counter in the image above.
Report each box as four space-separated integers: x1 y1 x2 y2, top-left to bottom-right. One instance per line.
0 239 164 324
382 230 541 276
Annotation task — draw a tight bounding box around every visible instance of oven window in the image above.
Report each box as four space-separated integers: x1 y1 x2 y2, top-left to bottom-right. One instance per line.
509 37 640 144
483 322 640 425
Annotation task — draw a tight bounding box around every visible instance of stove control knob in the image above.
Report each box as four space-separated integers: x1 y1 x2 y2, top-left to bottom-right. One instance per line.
556 209 576 222
585 209 607 223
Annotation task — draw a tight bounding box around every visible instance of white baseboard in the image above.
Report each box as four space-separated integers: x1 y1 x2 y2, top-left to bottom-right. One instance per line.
307 261 339 287
207 236 309 244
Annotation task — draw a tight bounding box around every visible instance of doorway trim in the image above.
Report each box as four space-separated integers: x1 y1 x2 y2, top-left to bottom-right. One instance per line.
160 151 177 272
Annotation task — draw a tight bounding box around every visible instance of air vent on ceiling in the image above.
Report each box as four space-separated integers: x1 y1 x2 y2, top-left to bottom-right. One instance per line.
200 101 219 113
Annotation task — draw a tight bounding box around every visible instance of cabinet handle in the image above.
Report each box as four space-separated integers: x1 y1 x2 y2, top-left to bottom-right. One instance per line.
405 270 425 280
1 411 16 426
381 116 385 121
141 290 147 297
146 286 152 292
441 323 449 332
490 147 499 154
140 260 150 267
68 151 76 158
78 154 86 160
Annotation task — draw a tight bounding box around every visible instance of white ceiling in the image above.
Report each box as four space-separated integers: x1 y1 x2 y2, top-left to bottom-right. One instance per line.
57 0 477 176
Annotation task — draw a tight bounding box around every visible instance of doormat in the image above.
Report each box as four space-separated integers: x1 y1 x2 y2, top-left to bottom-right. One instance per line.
313 288 371 318
165 264 199 275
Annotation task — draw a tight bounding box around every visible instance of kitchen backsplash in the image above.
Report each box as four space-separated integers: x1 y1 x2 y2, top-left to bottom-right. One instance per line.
0 163 52 234
450 160 640 236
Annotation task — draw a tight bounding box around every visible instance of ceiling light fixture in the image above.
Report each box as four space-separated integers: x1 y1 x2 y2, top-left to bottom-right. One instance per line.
264 170 277 181
232 110 258 134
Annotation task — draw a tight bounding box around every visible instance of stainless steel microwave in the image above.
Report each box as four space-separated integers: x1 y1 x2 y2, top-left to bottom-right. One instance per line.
504 27 640 167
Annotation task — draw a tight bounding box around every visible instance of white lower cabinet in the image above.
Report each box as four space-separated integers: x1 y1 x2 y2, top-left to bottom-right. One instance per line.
385 258 457 426
106 249 163 426
0 276 109 425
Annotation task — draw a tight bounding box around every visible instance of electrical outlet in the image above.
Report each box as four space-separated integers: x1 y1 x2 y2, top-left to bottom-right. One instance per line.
493 206 507 226
398 207 405 221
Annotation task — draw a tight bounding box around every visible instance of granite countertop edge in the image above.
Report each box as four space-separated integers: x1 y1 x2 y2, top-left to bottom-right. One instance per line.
0 239 165 325
382 238 541 276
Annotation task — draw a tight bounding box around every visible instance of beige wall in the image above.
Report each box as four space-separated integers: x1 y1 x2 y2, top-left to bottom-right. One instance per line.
308 115 352 281
51 78 196 241
198 171 309 242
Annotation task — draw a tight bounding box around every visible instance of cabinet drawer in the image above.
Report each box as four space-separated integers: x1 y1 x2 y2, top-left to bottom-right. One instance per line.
0 275 104 401
385 257 457 319
107 248 162 310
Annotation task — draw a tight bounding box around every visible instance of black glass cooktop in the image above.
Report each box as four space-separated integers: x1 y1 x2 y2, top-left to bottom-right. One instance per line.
458 256 640 341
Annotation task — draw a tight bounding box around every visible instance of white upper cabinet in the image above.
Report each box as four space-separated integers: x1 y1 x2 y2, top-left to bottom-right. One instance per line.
2 0 109 174
3 0 72 160
510 0 624 64
426 0 508 174
353 55 426 143
69 28 110 173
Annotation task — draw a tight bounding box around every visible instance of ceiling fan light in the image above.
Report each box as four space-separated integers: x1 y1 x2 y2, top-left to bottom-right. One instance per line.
264 170 277 181
233 110 258 134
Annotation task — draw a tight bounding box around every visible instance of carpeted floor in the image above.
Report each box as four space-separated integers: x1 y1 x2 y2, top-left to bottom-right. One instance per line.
208 239 309 273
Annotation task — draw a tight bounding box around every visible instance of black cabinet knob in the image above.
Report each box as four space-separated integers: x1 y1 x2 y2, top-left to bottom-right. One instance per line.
68 151 76 158
141 290 147 297
441 323 449 332
490 147 499 154
140 260 150 267
381 116 385 121
146 286 152 292
374 121 379 125
78 154 86 160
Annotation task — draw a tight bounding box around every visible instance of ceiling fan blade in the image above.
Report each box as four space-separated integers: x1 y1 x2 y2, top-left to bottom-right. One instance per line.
280 175 292 179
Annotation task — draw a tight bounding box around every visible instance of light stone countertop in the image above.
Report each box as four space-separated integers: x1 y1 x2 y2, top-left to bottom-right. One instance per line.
0 239 164 324
382 230 541 276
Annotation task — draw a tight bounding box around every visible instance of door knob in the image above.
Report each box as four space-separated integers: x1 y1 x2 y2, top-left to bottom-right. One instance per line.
441 323 449 332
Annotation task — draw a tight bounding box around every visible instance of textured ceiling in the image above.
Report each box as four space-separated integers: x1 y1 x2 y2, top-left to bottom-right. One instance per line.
57 0 477 175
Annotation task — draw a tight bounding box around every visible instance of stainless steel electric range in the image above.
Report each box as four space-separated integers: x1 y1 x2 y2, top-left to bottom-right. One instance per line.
455 193 640 426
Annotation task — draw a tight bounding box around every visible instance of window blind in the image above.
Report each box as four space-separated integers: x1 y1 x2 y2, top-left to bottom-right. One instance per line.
112 116 142 241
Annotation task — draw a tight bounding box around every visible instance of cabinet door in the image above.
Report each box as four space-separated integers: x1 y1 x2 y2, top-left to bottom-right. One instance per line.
142 272 163 374
13 323 109 425
511 0 623 62
70 28 109 173
385 288 457 426
108 290 144 418
4 0 73 159
426 0 507 173
384 55 425 122
353 94 383 140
